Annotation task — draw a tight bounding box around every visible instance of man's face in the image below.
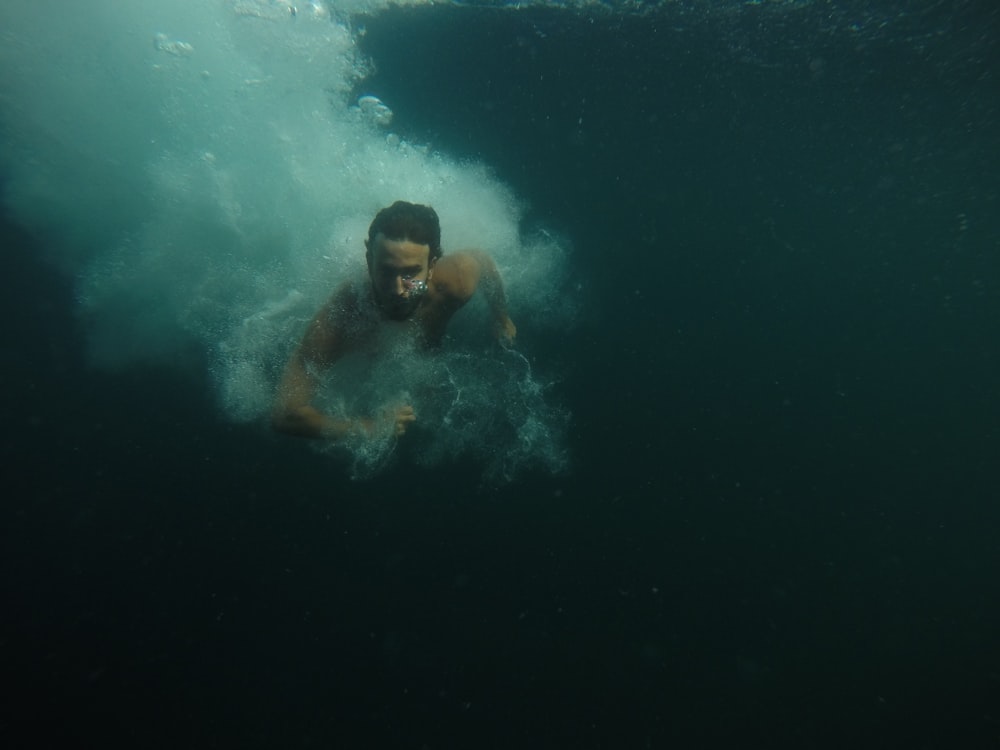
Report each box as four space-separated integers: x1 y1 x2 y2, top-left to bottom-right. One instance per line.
366 233 435 321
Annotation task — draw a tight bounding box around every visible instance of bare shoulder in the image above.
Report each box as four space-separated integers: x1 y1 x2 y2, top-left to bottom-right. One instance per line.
431 251 486 302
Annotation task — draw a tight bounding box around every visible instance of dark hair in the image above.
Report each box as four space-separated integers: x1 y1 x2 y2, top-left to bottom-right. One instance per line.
367 201 442 260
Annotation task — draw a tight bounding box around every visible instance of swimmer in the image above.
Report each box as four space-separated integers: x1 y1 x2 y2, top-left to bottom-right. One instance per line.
271 200 517 441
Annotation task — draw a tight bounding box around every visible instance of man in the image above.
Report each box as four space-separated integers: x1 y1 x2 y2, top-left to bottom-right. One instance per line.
271 201 516 441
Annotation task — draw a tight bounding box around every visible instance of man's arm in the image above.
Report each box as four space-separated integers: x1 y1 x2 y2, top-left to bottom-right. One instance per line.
270 296 355 439
271 288 417 441
442 250 517 346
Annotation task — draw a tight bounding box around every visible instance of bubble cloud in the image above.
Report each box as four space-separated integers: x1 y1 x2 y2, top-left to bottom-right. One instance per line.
0 0 573 481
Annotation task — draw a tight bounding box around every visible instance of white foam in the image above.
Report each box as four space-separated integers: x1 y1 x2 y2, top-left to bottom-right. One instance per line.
0 0 573 480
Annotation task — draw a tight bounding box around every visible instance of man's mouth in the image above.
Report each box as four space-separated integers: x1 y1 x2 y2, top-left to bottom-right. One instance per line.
383 294 421 320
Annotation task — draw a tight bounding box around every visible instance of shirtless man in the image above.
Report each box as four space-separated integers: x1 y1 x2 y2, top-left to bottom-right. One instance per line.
271 201 516 441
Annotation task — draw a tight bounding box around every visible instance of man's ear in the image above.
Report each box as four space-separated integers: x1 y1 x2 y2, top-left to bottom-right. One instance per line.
428 255 437 277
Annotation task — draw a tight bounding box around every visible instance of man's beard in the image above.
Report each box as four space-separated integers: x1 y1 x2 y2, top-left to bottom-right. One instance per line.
379 291 424 321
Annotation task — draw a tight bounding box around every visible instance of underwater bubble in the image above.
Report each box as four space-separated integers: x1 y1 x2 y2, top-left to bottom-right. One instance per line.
358 95 394 127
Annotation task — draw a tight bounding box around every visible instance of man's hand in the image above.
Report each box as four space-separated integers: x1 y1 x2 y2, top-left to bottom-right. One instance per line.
494 316 517 348
390 405 416 437
356 404 416 439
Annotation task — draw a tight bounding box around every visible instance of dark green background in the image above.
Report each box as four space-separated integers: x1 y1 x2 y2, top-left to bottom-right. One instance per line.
3 2 998 747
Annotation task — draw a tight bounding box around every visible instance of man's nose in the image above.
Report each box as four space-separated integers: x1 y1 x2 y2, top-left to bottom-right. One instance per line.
392 275 405 295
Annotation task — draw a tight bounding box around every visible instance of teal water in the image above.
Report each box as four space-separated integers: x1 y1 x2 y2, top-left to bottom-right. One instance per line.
2 2 998 747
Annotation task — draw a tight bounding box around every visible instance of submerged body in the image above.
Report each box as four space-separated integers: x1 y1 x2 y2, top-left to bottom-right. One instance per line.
271 202 515 441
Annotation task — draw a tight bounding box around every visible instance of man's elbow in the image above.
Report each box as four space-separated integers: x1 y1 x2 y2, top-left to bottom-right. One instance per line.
270 404 298 435
271 402 326 439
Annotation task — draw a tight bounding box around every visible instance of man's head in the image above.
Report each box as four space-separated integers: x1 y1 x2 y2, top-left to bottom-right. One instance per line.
365 201 442 320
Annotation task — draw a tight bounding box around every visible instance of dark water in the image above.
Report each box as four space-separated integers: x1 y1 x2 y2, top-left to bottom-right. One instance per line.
3 2 999 747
